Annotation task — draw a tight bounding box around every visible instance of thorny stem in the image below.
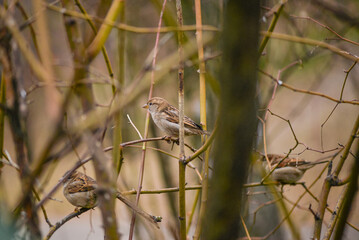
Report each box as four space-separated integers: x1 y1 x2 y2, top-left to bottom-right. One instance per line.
333 143 359 239
322 186 348 240
313 114 359 239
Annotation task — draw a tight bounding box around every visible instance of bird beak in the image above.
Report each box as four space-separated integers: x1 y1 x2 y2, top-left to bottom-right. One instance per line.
142 103 149 109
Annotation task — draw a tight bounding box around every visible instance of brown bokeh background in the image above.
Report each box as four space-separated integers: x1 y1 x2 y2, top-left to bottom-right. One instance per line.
1 0 358 239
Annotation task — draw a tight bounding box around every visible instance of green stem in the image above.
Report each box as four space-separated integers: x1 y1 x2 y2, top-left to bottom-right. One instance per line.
113 1 126 175
193 0 208 236
187 189 200 234
74 0 114 80
178 159 187 240
258 1 286 55
193 149 210 239
87 0 124 61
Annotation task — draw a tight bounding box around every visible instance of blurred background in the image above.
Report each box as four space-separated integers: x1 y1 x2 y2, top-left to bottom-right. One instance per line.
0 0 358 239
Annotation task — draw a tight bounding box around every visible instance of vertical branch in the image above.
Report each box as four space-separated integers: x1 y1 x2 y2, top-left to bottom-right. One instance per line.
113 0 126 175
195 0 207 131
192 0 208 237
314 114 359 239
322 186 347 240
187 188 200 234
128 1 167 239
204 1 259 239
333 143 359 239
175 0 186 239
193 149 210 239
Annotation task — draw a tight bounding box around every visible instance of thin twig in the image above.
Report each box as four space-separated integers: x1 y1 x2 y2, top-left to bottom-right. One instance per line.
185 125 217 164
260 31 359 62
241 215 252 240
291 15 359 47
43 208 91 240
129 0 168 238
261 110 301 183
127 114 143 139
258 68 359 105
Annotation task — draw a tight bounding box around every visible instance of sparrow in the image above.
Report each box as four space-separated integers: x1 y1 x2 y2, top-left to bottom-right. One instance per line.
62 171 160 228
63 170 98 209
142 97 209 137
261 154 328 184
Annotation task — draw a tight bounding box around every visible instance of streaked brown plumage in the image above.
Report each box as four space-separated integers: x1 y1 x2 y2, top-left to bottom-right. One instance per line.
62 171 161 228
63 171 98 208
142 97 209 137
262 154 328 183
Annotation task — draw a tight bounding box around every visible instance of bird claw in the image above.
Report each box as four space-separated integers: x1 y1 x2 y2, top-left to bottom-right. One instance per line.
173 138 179 145
164 136 172 144
74 207 81 217
163 136 179 150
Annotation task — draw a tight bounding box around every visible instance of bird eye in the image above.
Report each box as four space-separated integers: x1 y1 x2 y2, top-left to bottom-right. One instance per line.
149 103 153 106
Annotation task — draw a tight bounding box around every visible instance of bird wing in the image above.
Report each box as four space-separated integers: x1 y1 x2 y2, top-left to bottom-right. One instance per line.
267 155 309 168
183 115 203 131
68 175 97 193
163 105 180 124
163 105 203 131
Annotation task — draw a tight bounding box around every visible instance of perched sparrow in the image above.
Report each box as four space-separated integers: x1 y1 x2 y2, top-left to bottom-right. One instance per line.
63 171 98 208
62 171 160 228
261 154 328 184
142 97 209 137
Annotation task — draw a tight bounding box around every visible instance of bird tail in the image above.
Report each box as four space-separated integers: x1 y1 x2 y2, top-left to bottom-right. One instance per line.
202 130 211 136
309 159 329 166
